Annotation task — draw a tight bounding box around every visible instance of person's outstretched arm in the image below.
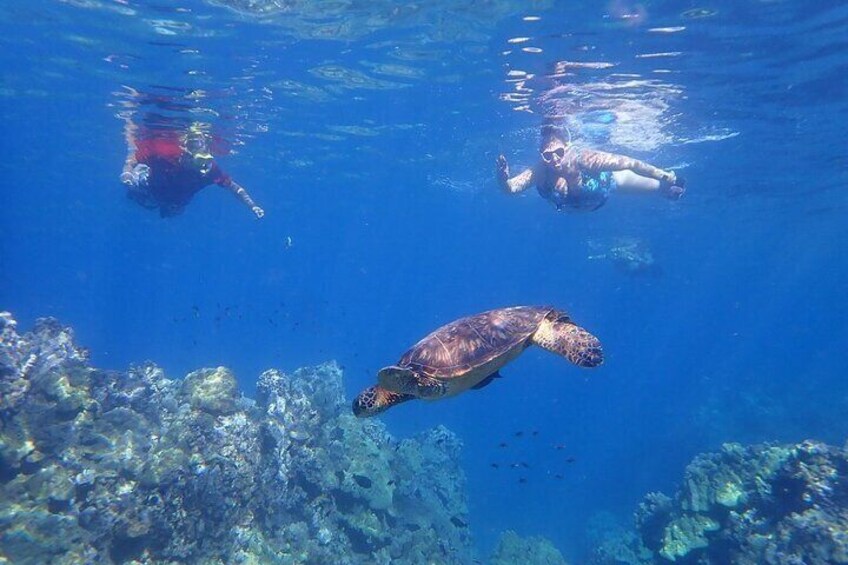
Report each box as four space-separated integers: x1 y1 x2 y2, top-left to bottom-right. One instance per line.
497 154 537 194
122 120 139 174
577 149 676 183
119 120 152 188
220 177 265 218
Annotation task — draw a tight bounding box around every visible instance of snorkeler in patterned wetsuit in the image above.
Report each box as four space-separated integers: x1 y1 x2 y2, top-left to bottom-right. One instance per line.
497 123 685 211
120 122 265 219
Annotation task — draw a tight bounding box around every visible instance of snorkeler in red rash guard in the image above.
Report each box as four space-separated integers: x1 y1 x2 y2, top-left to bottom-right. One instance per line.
120 122 264 219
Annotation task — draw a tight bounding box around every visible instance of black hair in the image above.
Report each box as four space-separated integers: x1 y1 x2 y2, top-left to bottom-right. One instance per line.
540 119 568 149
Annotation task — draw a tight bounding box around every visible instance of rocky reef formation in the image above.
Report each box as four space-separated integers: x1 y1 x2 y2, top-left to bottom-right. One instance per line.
590 441 848 564
490 530 568 565
0 313 474 564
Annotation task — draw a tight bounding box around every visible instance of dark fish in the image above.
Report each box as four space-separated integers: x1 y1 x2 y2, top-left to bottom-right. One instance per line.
554 444 566 450
490 463 499 469
515 431 524 437
518 478 527 484
387 480 395 486
554 474 564 480
450 516 468 528
352 474 372 488
520 462 530 469
498 442 508 448
532 430 539 437
565 457 576 463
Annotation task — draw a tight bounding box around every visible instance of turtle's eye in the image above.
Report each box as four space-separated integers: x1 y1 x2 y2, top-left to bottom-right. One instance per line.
552 312 571 324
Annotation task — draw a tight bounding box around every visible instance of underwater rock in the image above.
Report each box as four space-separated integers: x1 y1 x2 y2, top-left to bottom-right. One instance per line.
180 366 240 415
490 529 569 565
612 440 848 563
586 511 653 565
0 313 476 564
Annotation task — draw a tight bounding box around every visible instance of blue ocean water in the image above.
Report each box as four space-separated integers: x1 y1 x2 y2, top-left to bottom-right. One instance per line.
1 0 846 560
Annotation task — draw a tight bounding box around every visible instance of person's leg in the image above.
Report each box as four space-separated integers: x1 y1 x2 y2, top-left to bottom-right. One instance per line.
611 170 660 193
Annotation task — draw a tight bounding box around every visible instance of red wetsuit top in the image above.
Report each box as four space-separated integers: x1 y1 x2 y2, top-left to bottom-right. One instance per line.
134 135 231 208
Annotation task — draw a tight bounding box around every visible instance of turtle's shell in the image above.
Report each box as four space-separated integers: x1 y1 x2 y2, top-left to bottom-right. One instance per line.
397 306 555 380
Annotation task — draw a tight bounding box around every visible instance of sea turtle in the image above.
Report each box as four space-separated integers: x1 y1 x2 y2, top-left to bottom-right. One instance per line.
352 306 603 417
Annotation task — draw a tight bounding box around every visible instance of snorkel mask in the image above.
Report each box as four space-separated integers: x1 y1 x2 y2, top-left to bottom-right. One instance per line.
539 123 573 167
182 127 214 174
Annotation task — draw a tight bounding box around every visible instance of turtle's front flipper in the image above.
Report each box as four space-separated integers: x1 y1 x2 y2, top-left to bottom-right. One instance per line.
352 385 415 418
378 365 446 399
531 317 603 368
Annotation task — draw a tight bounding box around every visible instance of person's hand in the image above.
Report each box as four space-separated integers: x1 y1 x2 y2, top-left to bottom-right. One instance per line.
661 175 686 201
252 205 265 219
122 164 150 188
496 154 510 180
133 164 150 186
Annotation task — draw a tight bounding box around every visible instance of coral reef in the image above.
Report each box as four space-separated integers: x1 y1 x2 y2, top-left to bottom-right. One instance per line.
490 530 569 565
596 440 848 564
0 313 475 564
586 512 652 565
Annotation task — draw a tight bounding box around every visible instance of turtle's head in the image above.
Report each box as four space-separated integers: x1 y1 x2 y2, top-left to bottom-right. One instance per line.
352 385 413 418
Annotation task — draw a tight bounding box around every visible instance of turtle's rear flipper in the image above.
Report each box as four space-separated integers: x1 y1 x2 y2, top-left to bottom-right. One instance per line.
378 365 446 399
532 318 603 368
352 385 415 418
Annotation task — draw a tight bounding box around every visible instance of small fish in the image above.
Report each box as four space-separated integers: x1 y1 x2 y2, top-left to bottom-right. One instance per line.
554 474 564 480
192 305 200 318
515 431 524 437
565 457 576 463
490 463 499 469
532 430 539 437
387 480 395 486
510 463 521 469
352 474 372 488
520 462 530 469
498 442 508 448
518 478 527 484
450 516 468 528
554 444 566 450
